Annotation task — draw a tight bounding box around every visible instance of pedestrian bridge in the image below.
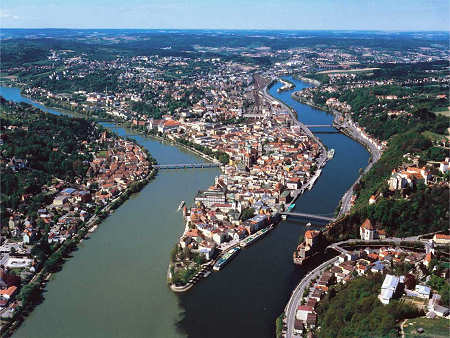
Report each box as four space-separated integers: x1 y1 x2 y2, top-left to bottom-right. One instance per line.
281 212 335 222
154 163 220 169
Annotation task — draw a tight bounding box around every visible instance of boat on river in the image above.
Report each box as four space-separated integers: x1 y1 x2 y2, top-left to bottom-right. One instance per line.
239 226 273 248
287 203 295 211
213 247 240 271
327 148 335 159
177 200 185 211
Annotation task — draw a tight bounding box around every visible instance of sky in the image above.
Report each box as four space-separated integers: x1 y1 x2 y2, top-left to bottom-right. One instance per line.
1 0 449 31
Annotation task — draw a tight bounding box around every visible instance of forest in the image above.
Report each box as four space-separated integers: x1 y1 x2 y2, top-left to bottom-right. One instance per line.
317 274 421 337
326 129 449 239
312 82 449 141
0 97 103 223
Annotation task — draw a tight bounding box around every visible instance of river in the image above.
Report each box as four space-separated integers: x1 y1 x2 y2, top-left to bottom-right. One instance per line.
0 77 369 338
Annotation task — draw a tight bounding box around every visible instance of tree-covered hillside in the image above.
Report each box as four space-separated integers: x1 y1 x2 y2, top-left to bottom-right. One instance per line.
0 97 104 222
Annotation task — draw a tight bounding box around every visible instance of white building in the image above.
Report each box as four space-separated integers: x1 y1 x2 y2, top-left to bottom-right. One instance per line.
378 274 399 305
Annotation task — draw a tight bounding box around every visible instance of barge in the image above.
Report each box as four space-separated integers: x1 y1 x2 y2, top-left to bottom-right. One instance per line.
239 226 272 248
213 247 241 271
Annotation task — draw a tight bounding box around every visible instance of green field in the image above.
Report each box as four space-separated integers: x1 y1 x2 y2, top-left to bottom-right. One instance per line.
403 317 450 338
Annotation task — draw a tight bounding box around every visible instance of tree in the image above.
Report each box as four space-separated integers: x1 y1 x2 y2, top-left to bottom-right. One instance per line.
183 246 191 260
170 245 178 262
240 207 255 221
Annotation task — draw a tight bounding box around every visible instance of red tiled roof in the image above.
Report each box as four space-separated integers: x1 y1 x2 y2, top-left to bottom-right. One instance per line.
0 286 17 297
361 219 374 230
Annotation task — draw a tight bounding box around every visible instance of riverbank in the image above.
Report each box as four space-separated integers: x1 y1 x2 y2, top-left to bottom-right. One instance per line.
277 78 295 93
290 81 383 216
0 96 158 337
2 165 159 337
0 82 118 123
293 74 321 87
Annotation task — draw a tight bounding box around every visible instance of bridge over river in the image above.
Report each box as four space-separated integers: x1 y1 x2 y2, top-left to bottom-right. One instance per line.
154 163 220 169
305 124 333 128
280 212 335 222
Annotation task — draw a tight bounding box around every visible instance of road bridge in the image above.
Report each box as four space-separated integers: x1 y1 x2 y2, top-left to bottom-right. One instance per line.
154 163 220 169
305 124 333 128
313 130 340 134
280 212 335 222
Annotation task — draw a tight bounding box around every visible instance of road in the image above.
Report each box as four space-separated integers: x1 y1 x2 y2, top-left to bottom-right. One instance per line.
335 114 383 217
285 256 339 337
285 235 429 337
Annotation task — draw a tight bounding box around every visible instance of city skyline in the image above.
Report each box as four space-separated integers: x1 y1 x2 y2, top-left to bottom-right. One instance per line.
1 0 449 31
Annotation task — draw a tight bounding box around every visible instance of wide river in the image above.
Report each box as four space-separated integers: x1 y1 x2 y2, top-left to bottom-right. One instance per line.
1 76 369 338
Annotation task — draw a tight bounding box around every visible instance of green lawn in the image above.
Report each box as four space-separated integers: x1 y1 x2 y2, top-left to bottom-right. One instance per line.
404 317 450 338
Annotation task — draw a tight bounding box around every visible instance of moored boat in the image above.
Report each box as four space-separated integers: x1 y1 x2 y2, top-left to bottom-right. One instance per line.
213 247 240 271
327 148 335 159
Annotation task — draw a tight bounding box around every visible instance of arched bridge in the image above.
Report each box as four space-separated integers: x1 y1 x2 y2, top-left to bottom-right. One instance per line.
281 212 335 222
154 163 220 169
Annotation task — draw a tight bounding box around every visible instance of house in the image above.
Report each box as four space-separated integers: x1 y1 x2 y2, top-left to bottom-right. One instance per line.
53 195 69 206
158 119 181 133
428 293 441 311
371 261 385 273
309 289 324 302
433 234 450 245
305 230 322 247
378 274 399 305
360 219 375 240
212 230 227 245
306 312 317 329
294 320 304 335
0 286 17 301
439 158 449 174
423 252 433 267
198 241 216 260
434 305 450 317
296 305 314 321
415 285 431 299
389 170 408 190
286 177 301 190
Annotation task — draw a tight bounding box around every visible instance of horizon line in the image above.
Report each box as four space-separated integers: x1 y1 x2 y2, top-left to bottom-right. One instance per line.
1 27 449 33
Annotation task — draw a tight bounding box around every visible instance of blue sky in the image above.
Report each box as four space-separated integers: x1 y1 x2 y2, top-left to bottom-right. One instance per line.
1 0 449 30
